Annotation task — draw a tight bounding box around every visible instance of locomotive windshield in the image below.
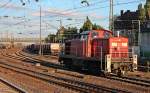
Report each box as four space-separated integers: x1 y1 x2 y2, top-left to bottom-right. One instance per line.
91 31 99 38
80 31 89 40
81 34 88 40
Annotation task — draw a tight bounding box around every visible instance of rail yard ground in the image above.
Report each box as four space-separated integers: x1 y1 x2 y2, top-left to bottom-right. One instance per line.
0 48 149 93
0 80 19 93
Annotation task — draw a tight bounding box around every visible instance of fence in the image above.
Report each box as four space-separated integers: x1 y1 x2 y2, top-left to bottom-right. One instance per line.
138 61 150 72
141 50 150 58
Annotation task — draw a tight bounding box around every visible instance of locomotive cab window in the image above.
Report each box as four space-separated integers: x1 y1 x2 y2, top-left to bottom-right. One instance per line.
91 31 99 38
80 31 89 40
81 34 88 40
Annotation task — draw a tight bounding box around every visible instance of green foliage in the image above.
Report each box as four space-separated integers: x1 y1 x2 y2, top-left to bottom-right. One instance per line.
49 26 78 42
80 16 92 33
145 0 150 9
138 3 143 10
56 26 66 42
56 34 65 42
138 4 146 22
80 16 104 33
142 51 150 57
139 8 145 22
45 17 104 41
144 0 150 19
45 34 56 43
92 23 104 30
64 27 78 40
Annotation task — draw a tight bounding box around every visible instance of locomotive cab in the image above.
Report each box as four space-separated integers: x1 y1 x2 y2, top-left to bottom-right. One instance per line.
105 37 138 75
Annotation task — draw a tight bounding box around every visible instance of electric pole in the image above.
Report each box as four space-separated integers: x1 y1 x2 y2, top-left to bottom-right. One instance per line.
39 5 42 56
109 0 114 33
56 19 62 28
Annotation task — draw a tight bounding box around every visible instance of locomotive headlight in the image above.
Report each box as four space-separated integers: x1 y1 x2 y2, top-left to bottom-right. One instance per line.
112 42 117 47
93 36 97 38
122 43 127 47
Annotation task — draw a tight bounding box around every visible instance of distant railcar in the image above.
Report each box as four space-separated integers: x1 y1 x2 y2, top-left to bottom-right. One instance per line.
50 43 61 56
26 43 51 54
26 43 62 55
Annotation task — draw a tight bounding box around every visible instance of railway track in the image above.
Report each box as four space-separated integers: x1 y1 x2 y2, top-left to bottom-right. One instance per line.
0 49 149 93
2 49 63 69
108 75 150 87
18 50 150 87
0 77 27 93
0 53 130 93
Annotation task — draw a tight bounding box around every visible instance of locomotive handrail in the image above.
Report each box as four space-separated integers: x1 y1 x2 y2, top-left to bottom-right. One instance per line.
111 58 133 62
64 46 134 58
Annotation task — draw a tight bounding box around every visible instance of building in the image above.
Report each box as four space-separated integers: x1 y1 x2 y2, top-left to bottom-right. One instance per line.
114 10 139 30
114 10 140 46
141 29 150 57
114 0 150 56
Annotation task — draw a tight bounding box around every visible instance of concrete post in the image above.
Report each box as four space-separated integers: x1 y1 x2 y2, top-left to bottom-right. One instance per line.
133 55 138 70
106 54 111 72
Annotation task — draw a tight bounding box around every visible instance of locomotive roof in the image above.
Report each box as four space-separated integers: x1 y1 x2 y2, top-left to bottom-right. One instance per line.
80 30 112 35
80 31 90 35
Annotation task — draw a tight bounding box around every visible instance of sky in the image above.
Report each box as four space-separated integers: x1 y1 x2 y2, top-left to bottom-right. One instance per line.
0 0 146 38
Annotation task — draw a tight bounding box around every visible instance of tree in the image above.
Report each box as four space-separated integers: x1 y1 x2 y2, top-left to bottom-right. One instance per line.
80 16 92 33
138 3 145 22
45 34 56 43
56 26 66 42
144 0 150 19
92 23 104 30
64 27 78 40
80 16 105 33
138 3 142 10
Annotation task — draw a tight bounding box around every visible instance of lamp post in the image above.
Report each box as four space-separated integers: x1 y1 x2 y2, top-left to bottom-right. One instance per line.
131 20 141 56
128 20 141 46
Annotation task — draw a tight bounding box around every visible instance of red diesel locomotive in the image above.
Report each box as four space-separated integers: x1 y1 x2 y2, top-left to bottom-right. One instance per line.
59 30 137 75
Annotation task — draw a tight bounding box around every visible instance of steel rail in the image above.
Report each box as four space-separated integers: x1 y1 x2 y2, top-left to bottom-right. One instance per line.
0 77 28 93
18 50 150 87
0 51 131 93
1 49 150 90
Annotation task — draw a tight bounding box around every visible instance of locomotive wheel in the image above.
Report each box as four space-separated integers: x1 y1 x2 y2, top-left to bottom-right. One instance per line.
63 59 72 69
117 68 122 77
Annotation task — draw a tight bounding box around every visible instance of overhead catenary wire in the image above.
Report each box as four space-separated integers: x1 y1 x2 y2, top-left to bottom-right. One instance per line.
0 0 145 33
2 0 143 26
0 0 12 8
43 0 144 19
